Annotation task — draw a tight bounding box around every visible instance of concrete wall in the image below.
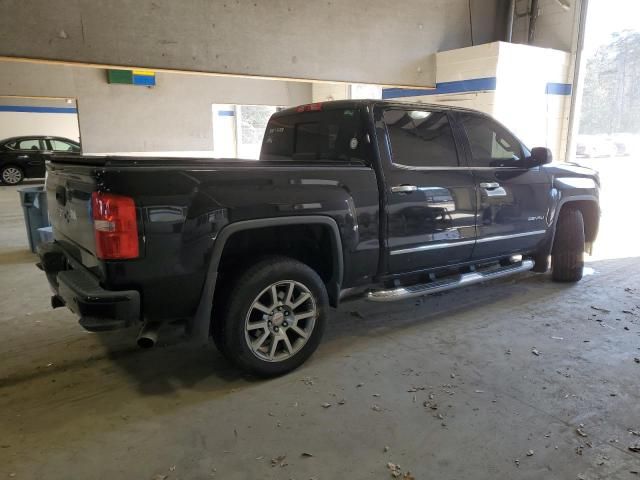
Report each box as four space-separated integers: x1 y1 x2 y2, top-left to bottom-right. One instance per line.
512 0 582 52
311 83 350 103
0 60 311 154
0 0 515 87
0 97 80 141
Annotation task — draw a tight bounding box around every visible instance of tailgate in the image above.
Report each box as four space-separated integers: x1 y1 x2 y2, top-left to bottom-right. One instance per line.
46 162 98 264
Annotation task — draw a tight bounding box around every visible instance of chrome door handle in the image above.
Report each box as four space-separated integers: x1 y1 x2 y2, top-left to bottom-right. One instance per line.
391 185 418 193
17 155 28 159
479 182 500 190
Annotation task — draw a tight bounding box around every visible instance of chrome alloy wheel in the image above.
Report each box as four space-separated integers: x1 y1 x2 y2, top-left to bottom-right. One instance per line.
244 280 317 362
2 167 22 184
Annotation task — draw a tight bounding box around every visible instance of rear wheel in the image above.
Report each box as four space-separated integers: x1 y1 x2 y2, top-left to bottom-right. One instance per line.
213 256 328 377
552 208 585 282
1 166 24 185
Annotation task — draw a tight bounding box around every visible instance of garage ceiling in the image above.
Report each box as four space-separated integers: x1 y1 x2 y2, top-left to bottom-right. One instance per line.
0 0 511 87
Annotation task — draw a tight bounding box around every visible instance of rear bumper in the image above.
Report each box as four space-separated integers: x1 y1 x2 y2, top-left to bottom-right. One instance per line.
37 242 140 332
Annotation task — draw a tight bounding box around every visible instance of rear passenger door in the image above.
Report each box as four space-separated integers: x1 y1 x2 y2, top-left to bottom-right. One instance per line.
455 112 552 260
376 106 477 274
12 138 47 178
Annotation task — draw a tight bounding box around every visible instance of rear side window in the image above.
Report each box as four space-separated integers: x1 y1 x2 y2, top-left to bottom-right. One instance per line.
17 139 42 150
383 109 459 168
260 108 365 162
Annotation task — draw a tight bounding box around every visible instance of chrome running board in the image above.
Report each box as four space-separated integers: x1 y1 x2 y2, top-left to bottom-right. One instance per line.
367 260 535 302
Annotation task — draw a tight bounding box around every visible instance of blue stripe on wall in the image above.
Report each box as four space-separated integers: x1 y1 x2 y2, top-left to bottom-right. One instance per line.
545 82 572 95
217 110 235 117
0 105 78 114
383 77 497 99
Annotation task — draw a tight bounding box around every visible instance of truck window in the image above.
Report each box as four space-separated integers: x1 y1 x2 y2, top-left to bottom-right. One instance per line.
383 109 459 168
260 108 365 162
458 113 526 167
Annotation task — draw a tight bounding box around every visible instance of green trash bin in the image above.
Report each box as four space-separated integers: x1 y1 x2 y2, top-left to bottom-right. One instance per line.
18 185 50 253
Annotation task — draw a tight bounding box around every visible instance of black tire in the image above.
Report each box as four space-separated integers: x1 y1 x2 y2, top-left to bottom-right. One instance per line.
212 255 328 377
552 208 585 282
1 165 24 185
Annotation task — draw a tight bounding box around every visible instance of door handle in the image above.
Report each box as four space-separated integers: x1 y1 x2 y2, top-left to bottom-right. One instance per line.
479 182 500 190
17 155 28 159
391 185 418 194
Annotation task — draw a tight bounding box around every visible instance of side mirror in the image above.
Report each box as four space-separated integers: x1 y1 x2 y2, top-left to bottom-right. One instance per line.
529 147 553 167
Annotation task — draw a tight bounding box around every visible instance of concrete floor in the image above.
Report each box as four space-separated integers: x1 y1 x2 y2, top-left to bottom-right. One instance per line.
1 161 639 480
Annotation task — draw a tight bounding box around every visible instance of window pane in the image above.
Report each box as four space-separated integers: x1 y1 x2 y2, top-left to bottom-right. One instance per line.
17 139 41 150
383 109 458 168
261 108 364 162
51 140 75 152
459 114 522 167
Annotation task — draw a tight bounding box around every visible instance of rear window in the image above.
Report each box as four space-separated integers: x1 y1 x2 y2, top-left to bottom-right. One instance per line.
260 108 365 163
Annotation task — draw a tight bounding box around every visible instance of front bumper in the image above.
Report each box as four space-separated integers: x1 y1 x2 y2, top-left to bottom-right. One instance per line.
37 242 140 332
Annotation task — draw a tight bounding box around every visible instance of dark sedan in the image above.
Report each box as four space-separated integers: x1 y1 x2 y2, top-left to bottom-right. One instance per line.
0 136 81 185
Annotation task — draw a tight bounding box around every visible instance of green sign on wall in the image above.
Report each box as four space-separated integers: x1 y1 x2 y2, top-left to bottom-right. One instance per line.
107 69 156 86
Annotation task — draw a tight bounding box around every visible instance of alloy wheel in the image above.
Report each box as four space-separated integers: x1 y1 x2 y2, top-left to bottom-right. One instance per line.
244 280 317 362
2 167 23 185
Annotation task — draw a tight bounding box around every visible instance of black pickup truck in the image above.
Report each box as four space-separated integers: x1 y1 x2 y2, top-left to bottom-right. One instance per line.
37 100 600 376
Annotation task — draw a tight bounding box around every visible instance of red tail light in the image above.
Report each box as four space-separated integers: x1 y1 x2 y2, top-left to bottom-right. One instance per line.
91 192 139 260
295 102 323 113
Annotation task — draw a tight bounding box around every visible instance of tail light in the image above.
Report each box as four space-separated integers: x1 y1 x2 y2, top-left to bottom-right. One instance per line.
295 102 323 113
91 192 139 259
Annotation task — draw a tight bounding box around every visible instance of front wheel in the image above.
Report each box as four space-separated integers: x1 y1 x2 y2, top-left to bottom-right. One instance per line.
213 256 328 377
552 208 585 282
1 166 24 185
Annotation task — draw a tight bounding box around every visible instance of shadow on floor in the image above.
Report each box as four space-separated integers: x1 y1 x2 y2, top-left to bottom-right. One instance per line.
2 256 635 401
86 269 581 396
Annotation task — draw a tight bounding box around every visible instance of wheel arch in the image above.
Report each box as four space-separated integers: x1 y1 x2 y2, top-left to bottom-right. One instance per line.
549 195 600 254
188 216 344 342
533 195 599 266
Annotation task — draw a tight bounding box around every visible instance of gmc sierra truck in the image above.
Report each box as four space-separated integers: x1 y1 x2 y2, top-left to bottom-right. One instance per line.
37 100 600 376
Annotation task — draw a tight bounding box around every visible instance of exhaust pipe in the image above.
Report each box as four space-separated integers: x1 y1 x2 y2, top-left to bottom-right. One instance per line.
137 321 160 349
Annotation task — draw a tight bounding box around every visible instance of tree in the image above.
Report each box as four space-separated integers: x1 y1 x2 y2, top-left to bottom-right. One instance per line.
579 30 640 135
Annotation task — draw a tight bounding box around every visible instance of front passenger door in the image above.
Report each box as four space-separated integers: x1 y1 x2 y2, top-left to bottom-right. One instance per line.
456 113 552 260
13 138 46 178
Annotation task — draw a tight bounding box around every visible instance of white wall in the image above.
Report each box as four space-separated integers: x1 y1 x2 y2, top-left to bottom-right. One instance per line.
494 42 572 159
311 83 350 103
0 60 312 155
0 98 80 142
386 42 573 161
211 104 237 158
